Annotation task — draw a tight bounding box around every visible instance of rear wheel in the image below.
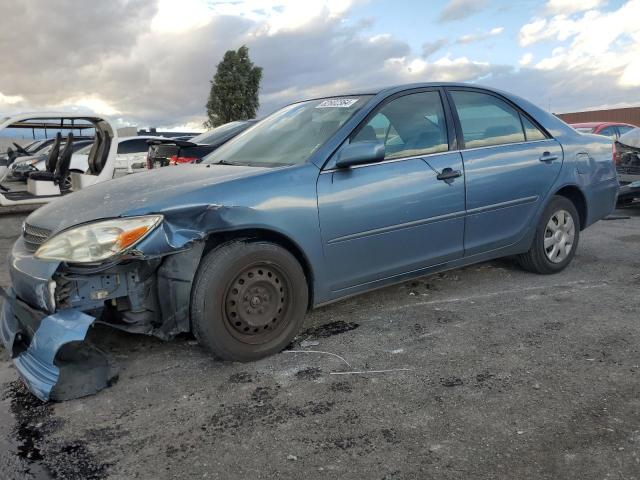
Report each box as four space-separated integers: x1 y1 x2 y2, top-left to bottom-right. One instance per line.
191 240 308 361
517 195 580 274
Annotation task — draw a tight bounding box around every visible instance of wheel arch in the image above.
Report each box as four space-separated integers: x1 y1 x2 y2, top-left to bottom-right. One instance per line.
552 184 588 230
203 227 315 309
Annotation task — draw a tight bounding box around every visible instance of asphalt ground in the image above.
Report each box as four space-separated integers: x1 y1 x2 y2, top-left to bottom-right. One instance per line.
0 205 639 480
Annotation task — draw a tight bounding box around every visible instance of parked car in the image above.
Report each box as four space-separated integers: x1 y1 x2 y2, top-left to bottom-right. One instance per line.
146 120 255 168
63 136 168 176
614 127 640 205
9 138 94 181
571 122 636 139
0 113 120 207
0 83 618 401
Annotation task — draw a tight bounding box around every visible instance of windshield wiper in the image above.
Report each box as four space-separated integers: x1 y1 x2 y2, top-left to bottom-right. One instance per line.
215 159 240 166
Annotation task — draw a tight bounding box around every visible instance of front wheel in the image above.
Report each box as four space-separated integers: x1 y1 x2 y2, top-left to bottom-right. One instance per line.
517 196 580 274
191 240 308 361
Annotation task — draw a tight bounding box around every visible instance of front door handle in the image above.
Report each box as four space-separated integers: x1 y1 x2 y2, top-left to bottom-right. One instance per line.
437 167 462 181
539 151 559 162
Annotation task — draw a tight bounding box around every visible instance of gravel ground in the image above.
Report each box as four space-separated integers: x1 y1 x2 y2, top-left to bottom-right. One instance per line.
0 206 639 480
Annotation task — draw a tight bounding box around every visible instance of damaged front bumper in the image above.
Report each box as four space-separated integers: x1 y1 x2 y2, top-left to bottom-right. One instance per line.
1 230 206 401
0 287 116 401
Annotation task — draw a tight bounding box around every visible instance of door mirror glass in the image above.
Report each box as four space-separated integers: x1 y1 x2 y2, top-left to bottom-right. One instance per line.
335 141 385 168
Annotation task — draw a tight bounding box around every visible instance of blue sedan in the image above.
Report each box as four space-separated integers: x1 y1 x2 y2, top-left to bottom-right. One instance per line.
1 83 618 400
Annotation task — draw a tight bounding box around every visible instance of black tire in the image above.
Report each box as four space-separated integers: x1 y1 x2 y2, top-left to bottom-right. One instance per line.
191 240 308 361
517 195 580 274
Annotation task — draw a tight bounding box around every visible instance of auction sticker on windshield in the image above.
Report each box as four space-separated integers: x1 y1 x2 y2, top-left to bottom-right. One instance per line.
316 98 359 108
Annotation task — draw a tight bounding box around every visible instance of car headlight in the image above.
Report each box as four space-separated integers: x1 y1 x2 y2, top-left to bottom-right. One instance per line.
35 215 163 263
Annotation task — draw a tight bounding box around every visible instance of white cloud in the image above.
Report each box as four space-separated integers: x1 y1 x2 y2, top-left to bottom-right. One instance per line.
519 53 533 66
151 0 214 33
456 26 504 44
544 0 604 15
438 0 488 22
0 92 24 105
520 1 640 89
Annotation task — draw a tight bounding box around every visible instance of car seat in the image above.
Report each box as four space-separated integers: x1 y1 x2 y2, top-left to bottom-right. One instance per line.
27 133 62 181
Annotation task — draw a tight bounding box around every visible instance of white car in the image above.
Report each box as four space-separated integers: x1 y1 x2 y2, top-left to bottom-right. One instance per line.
33 135 167 177
0 113 118 207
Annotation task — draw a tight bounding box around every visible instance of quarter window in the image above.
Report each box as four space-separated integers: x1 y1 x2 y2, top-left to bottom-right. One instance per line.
522 116 546 141
451 91 526 148
352 91 448 159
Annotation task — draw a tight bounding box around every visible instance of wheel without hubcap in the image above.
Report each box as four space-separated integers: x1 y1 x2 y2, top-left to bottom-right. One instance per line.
224 264 289 344
191 241 308 361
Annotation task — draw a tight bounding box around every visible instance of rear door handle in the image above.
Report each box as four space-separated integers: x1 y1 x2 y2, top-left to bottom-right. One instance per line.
539 151 559 162
437 167 462 181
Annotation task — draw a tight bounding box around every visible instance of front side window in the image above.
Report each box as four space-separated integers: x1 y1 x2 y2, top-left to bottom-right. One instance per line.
451 90 526 148
352 91 448 159
618 125 635 135
204 96 372 167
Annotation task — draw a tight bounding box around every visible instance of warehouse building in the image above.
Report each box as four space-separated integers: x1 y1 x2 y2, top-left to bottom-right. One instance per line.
557 106 640 126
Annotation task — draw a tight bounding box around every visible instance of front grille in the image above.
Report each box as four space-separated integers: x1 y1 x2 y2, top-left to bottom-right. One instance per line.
23 223 52 252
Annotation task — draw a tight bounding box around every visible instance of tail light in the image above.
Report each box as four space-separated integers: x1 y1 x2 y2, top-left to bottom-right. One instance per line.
169 155 198 165
613 142 619 164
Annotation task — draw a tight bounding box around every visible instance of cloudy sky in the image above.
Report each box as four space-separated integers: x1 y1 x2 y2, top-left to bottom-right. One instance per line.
0 0 638 130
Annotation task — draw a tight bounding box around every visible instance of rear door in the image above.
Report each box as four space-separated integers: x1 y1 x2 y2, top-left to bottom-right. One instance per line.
447 88 563 256
317 89 465 292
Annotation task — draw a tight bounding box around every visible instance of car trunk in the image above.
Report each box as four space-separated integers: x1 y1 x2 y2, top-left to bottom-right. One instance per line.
147 142 217 168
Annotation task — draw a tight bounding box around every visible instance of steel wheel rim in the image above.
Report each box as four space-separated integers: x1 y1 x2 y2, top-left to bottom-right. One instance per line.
544 209 575 263
223 263 289 344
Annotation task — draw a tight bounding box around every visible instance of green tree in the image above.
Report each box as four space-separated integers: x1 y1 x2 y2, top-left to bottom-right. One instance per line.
205 45 262 128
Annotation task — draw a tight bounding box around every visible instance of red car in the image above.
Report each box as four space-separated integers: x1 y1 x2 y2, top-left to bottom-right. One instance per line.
570 121 636 139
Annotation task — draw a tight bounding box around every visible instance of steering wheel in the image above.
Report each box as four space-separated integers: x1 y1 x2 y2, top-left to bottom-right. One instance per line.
13 142 29 155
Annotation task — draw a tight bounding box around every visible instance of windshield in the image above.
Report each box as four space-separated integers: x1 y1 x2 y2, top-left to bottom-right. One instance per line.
190 121 247 144
203 95 372 167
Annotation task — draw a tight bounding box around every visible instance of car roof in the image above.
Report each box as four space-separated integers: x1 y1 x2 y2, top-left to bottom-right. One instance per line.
570 121 635 128
299 82 502 102
118 135 169 143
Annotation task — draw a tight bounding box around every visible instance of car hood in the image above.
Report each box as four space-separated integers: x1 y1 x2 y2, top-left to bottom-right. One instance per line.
27 164 270 233
619 128 640 149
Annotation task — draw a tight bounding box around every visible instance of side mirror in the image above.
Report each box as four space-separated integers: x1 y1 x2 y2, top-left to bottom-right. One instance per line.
335 141 385 168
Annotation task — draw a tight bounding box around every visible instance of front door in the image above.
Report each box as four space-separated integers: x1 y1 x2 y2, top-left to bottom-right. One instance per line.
317 90 465 293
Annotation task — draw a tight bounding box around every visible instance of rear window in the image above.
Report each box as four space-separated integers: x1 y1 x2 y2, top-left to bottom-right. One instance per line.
117 139 152 154
574 127 594 134
190 122 247 145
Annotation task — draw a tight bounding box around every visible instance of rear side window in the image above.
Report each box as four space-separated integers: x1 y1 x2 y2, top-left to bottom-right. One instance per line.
352 91 448 159
451 91 526 148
